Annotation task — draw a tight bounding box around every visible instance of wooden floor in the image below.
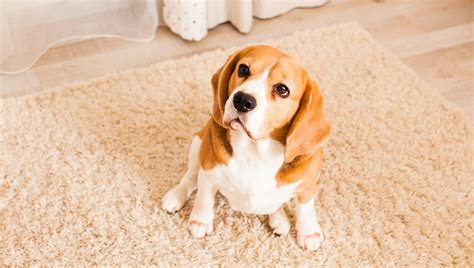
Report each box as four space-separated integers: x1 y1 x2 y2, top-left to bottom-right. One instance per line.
1 0 473 120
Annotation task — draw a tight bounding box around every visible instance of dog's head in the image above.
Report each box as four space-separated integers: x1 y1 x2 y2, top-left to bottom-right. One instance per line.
212 45 331 163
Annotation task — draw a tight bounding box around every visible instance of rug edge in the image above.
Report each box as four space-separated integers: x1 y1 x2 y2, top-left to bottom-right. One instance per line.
3 22 472 128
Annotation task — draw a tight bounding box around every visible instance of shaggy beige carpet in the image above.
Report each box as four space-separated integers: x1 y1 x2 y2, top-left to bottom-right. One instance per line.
1 23 473 266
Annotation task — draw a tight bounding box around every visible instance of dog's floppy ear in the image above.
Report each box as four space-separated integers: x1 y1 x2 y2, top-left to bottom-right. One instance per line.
211 47 251 126
284 75 332 163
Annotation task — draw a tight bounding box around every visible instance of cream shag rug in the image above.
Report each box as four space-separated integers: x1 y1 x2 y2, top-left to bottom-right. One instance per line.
1 23 473 266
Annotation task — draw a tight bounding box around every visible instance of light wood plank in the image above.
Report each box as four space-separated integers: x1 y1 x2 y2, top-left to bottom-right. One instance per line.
404 45 473 119
384 23 473 58
396 0 473 32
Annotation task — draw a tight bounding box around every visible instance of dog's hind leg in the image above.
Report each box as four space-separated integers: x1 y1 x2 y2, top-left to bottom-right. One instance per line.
162 136 201 213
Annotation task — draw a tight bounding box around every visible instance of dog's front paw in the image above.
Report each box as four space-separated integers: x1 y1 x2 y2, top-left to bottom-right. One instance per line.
297 232 324 251
269 209 290 236
188 219 213 238
162 186 188 213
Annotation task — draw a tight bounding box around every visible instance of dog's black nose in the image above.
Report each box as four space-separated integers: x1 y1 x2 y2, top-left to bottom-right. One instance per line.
233 92 256 113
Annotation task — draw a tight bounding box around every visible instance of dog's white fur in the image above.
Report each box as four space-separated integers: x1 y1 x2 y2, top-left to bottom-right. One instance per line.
162 67 324 251
163 134 324 250
204 131 301 215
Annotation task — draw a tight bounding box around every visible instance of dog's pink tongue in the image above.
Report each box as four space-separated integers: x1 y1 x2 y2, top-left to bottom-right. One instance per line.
230 120 242 131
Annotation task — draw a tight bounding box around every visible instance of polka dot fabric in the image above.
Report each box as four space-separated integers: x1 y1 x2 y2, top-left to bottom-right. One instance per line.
163 0 207 41
162 0 328 41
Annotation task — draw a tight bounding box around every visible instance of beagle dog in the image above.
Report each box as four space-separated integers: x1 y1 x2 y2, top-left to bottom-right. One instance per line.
162 45 332 251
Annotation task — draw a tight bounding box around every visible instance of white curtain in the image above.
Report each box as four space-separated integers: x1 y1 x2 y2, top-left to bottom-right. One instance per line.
0 0 328 75
0 0 158 74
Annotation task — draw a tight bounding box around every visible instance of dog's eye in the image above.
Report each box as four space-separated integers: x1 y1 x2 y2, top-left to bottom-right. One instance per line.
238 64 250 77
274 83 290 98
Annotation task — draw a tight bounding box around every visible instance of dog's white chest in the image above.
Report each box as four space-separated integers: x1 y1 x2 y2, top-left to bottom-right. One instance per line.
202 131 301 215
